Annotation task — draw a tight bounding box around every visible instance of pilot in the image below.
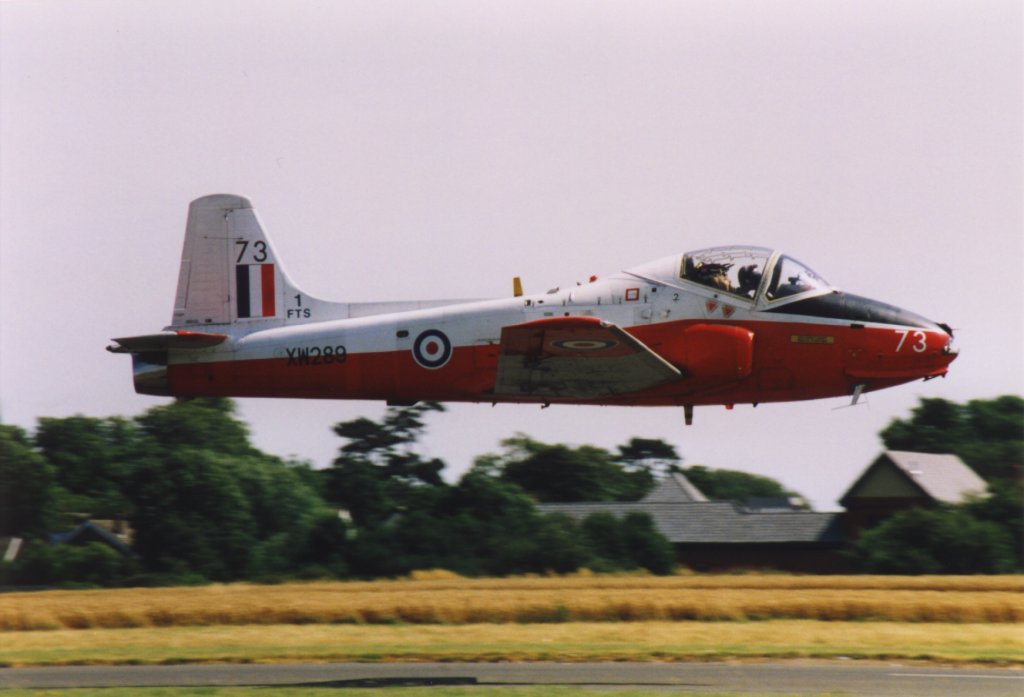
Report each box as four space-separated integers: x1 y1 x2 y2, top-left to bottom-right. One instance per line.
693 262 733 292
737 264 762 298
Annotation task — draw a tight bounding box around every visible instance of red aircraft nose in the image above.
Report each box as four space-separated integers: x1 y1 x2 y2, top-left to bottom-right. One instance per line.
767 291 958 388
844 305 957 388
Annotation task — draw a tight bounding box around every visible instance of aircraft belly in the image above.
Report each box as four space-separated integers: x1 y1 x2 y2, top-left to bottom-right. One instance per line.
163 316 949 406
167 345 491 400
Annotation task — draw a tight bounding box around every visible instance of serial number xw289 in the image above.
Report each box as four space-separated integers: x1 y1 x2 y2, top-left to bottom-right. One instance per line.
285 346 347 366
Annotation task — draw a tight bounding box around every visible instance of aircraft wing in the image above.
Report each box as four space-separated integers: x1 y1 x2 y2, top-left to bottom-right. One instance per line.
106 330 228 354
494 316 682 399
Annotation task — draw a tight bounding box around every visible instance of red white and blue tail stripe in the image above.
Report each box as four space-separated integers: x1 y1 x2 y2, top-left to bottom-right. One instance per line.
236 263 276 318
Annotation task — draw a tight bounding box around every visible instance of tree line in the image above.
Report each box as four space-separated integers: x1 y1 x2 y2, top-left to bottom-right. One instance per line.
0 395 1020 586
2 399 681 584
854 395 1022 573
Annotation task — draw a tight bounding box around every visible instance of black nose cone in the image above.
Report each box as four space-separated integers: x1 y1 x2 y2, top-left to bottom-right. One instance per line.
766 291 942 330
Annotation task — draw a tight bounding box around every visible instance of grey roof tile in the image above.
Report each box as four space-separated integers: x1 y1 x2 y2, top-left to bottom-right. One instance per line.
641 472 708 503
884 451 987 503
839 451 987 505
539 501 844 544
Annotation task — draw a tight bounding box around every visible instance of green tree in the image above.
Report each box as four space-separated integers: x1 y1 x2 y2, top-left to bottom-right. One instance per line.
616 437 681 480
56 542 135 586
34 415 141 518
127 399 331 581
386 472 542 576
344 472 619 578
620 512 676 575
530 514 595 574
581 511 677 574
865 395 1023 573
6 540 137 587
851 506 1015 574
6 539 60 585
679 465 796 502
581 512 629 571
333 401 446 484
384 470 677 577
881 396 1023 482
230 455 329 577
964 479 1024 570
0 425 59 536
325 402 447 526
497 438 619 502
294 512 351 578
136 398 255 457
475 435 656 502
324 458 393 527
129 448 257 580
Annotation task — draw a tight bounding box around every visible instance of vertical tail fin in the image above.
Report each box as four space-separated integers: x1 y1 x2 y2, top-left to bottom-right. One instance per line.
111 195 349 394
171 194 317 328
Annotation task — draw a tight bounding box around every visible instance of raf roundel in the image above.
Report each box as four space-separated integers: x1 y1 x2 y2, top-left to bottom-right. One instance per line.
413 329 452 369
552 339 617 351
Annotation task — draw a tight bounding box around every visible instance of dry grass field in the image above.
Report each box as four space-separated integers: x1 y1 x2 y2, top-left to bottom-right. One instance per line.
3 620 1022 666
2 574 1022 631
1 575 1022 667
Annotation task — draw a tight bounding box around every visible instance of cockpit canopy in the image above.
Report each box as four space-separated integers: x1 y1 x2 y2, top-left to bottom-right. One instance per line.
680 246 831 304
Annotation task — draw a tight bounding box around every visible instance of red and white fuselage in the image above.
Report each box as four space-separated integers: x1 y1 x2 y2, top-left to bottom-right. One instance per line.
110 195 957 419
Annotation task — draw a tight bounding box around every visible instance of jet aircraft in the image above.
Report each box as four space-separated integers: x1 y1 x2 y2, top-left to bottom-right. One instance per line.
109 194 958 423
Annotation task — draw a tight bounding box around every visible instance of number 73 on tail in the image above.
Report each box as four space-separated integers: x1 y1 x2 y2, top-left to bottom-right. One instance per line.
109 195 957 424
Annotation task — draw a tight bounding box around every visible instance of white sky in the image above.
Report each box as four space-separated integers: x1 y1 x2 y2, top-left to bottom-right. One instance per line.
2 0 1021 510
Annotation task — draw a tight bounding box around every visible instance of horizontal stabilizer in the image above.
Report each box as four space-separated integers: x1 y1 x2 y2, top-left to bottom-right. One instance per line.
495 316 681 399
106 330 227 354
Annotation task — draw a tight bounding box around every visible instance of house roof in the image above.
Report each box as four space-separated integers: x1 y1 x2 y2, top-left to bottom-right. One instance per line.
641 472 708 503
538 501 844 544
49 520 138 558
839 451 987 506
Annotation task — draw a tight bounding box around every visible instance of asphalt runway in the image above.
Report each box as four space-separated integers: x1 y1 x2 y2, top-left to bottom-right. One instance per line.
1 661 1022 695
